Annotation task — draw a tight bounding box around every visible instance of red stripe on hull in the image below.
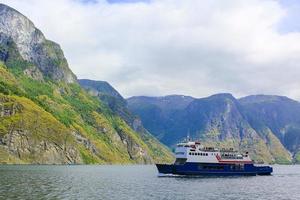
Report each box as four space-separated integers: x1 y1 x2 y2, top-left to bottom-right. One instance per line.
216 155 252 164
218 161 253 164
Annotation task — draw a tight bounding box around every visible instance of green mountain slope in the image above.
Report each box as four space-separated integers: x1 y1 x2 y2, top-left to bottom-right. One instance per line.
0 4 173 164
239 95 300 163
127 94 298 164
78 79 172 164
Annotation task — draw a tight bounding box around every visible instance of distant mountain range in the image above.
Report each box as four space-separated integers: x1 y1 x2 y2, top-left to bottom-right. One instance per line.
1 3 299 165
0 3 172 164
127 94 300 164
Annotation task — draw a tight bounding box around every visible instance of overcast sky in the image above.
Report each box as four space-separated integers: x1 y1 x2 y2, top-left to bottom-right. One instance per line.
2 0 300 99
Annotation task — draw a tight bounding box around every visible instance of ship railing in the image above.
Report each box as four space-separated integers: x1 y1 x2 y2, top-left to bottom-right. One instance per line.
221 155 244 159
220 149 238 153
200 149 219 152
199 147 219 152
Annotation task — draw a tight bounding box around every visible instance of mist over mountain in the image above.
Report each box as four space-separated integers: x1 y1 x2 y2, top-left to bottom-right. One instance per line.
128 94 300 164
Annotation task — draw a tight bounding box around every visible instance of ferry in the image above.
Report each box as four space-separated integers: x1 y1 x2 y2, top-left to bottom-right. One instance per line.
156 141 273 176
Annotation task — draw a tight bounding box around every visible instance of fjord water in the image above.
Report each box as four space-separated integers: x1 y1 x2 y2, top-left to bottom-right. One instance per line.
0 165 299 200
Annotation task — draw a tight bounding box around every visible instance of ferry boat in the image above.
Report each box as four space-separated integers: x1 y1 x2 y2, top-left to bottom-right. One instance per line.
156 141 273 176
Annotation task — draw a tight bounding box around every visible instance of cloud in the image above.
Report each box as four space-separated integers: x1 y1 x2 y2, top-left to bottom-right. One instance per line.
2 0 300 99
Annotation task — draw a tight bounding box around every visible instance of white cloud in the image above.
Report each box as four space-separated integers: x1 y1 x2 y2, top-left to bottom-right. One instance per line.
2 0 300 100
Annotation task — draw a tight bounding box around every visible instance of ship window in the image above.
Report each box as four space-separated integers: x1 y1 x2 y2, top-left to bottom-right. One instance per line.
189 152 191 155
230 164 245 171
206 153 208 156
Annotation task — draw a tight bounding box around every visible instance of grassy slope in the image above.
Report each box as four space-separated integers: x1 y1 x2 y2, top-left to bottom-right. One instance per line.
0 62 173 164
200 127 291 164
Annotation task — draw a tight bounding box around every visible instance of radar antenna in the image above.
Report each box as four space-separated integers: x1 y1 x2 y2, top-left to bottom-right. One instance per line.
187 129 191 142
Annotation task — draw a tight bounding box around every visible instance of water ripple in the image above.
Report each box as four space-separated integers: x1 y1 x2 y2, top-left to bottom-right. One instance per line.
0 165 299 200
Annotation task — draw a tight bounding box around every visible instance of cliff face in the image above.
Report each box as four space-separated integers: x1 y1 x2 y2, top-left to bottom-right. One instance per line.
79 79 173 164
0 94 81 164
0 4 173 164
239 95 300 163
127 94 299 164
0 3 76 83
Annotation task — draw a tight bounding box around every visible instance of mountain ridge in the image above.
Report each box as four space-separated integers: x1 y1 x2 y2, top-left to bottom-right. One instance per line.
0 3 173 164
127 93 300 164
78 79 172 163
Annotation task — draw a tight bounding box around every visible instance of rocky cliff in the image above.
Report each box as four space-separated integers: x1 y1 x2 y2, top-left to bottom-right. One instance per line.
0 3 76 83
0 3 173 164
79 79 172 164
0 94 81 164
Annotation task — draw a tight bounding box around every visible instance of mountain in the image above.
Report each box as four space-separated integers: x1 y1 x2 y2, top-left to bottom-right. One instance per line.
78 79 128 119
78 79 124 100
239 95 300 162
127 94 300 164
79 79 172 163
0 4 76 83
127 95 195 146
0 3 172 164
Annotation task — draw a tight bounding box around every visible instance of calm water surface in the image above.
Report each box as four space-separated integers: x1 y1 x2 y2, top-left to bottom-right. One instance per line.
0 165 299 200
